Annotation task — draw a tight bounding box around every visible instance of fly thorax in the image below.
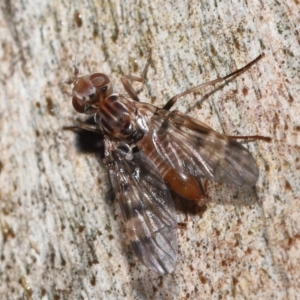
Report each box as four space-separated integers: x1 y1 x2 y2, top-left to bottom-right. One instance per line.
95 94 144 142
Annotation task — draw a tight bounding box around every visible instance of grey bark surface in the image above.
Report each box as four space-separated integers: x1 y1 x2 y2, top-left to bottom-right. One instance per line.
0 0 299 299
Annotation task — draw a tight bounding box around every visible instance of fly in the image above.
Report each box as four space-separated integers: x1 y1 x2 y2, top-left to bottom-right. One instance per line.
64 51 269 274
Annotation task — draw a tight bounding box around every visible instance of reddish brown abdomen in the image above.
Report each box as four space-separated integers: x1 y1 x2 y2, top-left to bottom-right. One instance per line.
138 133 205 204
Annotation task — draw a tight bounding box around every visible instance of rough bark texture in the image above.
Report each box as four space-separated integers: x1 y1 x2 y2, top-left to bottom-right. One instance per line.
0 0 299 299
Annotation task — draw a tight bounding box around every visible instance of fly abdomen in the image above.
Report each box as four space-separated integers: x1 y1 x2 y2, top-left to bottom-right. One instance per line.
138 132 204 203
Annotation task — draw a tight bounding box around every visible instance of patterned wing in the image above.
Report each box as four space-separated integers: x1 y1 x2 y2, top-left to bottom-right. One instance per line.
136 104 259 187
103 137 178 274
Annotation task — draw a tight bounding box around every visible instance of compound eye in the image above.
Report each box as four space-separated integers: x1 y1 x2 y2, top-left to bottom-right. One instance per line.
72 96 85 113
72 75 95 101
90 73 113 99
90 73 110 87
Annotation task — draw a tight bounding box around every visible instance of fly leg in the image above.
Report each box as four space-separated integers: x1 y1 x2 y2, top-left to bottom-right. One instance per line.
162 54 270 142
196 179 210 206
177 222 188 230
228 135 271 142
163 54 264 110
63 122 105 155
120 49 152 102
63 124 102 134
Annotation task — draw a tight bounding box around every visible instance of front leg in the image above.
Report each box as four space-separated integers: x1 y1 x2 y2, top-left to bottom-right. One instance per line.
63 124 101 134
120 49 152 102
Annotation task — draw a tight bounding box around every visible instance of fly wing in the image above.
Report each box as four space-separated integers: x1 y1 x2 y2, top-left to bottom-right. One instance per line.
103 138 178 274
137 106 259 186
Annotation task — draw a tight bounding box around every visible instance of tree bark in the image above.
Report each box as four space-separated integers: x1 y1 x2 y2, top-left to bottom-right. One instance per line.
0 0 299 299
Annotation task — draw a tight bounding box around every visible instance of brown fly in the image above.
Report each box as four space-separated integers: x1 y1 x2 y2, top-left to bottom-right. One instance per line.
64 51 269 274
